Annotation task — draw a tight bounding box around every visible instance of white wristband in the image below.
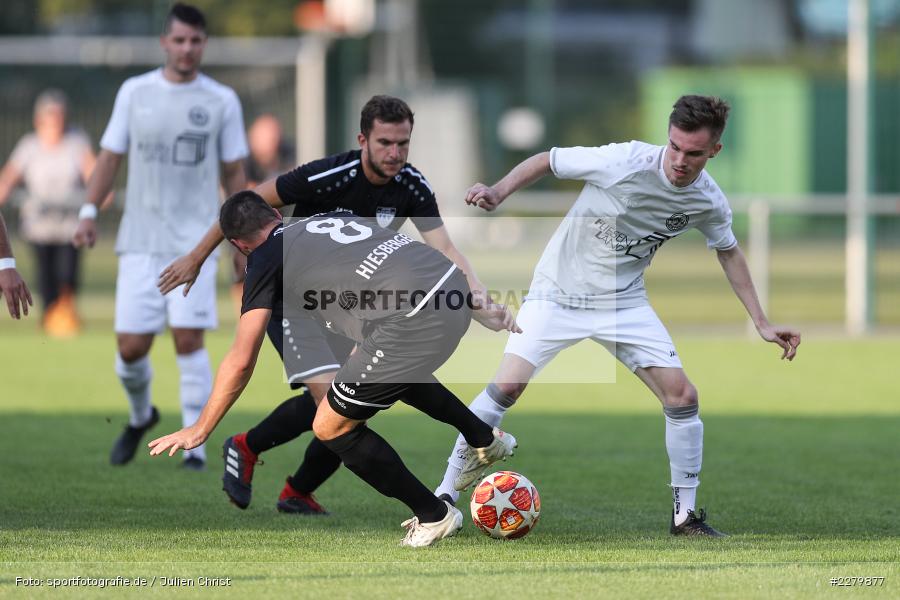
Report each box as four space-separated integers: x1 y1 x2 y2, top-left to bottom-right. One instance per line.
0 258 15 271
79 203 98 220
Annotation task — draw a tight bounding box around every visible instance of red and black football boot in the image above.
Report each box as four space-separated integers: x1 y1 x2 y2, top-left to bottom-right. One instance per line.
276 479 329 515
221 433 261 509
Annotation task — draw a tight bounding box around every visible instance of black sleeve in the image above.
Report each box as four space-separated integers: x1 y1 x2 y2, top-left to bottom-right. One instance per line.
241 252 281 315
404 165 444 232
275 151 357 207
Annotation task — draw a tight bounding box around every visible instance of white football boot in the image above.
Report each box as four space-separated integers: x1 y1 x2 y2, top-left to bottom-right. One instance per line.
400 501 463 547
453 428 517 491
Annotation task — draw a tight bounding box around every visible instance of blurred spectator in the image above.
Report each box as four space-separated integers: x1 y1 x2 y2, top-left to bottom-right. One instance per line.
0 89 108 336
246 113 294 186
230 113 295 309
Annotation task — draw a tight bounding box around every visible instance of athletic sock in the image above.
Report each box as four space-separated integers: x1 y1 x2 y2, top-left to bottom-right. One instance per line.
664 404 703 526
115 353 153 427
402 382 493 448
321 424 447 523
288 437 342 493
434 384 515 501
176 348 212 462
672 486 698 526
246 389 316 455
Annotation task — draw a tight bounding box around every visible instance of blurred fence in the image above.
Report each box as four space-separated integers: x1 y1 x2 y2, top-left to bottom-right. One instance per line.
1 197 898 335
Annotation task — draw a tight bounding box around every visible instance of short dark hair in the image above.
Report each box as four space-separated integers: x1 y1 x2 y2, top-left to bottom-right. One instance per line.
220 191 279 241
164 3 207 34
668 95 730 142
360 95 414 137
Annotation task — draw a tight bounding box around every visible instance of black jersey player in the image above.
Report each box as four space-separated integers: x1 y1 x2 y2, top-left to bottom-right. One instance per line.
156 96 506 514
150 191 518 547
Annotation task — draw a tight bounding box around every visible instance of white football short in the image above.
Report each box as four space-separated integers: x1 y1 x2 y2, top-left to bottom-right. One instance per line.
504 299 682 373
114 253 218 334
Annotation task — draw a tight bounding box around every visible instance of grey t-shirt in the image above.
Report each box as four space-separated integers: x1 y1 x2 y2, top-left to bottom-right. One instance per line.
9 130 91 244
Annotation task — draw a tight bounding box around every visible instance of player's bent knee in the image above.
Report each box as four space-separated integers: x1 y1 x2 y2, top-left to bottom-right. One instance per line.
665 382 698 408
117 337 151 363
313 389 355 441
172 329 204 355
493 380 526 402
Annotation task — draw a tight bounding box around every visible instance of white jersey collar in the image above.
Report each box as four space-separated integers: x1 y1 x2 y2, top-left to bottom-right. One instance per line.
153 67 204 90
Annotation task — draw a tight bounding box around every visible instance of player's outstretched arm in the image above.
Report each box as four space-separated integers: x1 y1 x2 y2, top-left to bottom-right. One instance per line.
420 225 490 307
465 151 551 212
0 213 33 319
158 177 284 296
73 149 122 249
717 245 801 360
148 308 270 456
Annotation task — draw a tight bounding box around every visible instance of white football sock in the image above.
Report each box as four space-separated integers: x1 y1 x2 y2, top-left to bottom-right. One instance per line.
672 486 697 526
664 404 703 526
115 353 153 427
176 348 212 461
434 384 515 502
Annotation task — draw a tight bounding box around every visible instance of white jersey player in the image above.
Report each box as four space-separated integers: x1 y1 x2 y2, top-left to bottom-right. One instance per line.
435 95 801 536
73 3 248 470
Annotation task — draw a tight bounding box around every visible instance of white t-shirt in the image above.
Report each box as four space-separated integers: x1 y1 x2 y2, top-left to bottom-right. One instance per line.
100 68 249 254
10 130 92 244
527 141 737 309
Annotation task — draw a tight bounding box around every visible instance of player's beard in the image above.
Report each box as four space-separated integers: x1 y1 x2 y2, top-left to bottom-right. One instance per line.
366 152 400 181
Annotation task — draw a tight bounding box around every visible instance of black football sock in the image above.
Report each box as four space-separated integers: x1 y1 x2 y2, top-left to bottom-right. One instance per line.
402 382 494 448
320 424 447 523
287 438 342 493
245 389 317 455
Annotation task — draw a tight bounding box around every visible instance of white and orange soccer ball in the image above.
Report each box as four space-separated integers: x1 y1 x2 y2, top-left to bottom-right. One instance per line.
469 471 540 540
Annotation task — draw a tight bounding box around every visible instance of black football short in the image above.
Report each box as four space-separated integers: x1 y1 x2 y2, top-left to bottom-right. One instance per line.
327 269 472 420
266 308 355 389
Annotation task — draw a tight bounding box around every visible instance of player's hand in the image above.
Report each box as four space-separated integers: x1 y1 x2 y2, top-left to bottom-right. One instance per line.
465 183 503 212
158 255 202 296
757 323 801 361
148 426 207 457
468 283 490 310
0 268 33 319
72 218 98 248
472 302 522 333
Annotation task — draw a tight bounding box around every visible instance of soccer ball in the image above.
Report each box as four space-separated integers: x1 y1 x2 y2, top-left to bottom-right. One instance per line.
469 471 540 540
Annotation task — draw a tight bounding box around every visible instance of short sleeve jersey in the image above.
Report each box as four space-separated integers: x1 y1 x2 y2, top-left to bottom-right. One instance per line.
529 141 737 309
100 68 249 254
10 130 92 243
274 150 442 232
241 212 455 342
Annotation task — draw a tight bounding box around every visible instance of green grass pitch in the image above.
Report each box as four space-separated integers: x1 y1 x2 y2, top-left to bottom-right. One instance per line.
1 327 897 598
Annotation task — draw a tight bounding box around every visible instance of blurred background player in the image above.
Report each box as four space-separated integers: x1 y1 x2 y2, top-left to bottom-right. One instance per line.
0 211 33 319
0 89 107 336
433 95 802 536
150 192 518 547
158 95 503 514
229 114 296 308
72 3 248 470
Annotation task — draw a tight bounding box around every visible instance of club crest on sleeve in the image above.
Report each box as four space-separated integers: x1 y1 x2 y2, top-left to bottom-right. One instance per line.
665 213 689 231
